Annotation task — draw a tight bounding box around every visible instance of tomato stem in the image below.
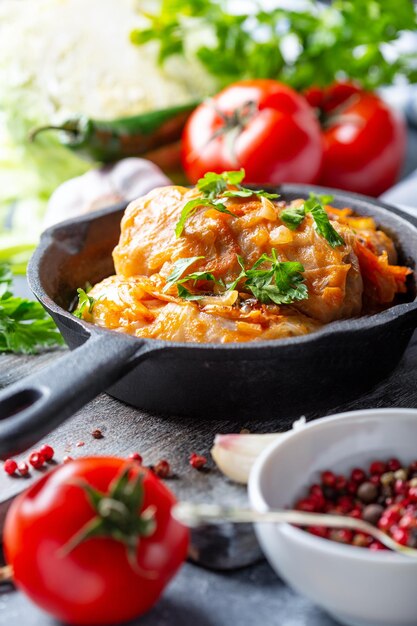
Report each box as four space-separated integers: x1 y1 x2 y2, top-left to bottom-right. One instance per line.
205 99 259 165
59 465 157 573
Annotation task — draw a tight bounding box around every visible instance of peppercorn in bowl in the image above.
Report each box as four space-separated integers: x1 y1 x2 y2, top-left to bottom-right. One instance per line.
249 408 417 626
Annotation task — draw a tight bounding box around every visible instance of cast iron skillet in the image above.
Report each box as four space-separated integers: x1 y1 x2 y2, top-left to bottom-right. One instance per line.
1 185 417 458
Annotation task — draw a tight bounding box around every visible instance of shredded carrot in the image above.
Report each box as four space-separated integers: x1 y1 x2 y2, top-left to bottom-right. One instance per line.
355 241 412 303
325 206 376 232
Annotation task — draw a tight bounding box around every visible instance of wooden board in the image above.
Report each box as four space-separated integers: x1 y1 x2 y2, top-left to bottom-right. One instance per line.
1 330 417 568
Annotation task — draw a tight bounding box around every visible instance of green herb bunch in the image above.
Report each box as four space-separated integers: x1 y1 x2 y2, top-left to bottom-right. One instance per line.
131 0 417 90
0 264 64 354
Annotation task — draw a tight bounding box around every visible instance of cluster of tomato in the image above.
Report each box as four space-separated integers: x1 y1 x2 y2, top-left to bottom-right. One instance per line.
182 80 405 198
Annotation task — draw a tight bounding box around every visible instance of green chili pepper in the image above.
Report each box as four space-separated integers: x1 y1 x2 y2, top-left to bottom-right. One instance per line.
29 102 199 162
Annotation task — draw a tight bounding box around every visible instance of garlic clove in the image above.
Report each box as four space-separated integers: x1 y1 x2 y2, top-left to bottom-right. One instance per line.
211 433 281 484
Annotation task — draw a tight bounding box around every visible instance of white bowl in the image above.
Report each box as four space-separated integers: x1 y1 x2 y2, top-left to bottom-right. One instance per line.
248 408 417 626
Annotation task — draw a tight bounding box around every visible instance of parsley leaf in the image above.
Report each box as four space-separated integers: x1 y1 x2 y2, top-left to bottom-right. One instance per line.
175 169 279 237
309 203 345 249
222 188 279 200
231 251 308 305
280 194 344 248
175 197 236 238
280 205 306 231
165 256 205 289
198 170 245 198
74 288 96 319
0 264 12 290
183 270 222 285
226 255 247 292
176 285 205 301
165 256 223 299
222 188 255 199
311 193 335 206
199 170 279 201
0 263 64 354
247 257 307 305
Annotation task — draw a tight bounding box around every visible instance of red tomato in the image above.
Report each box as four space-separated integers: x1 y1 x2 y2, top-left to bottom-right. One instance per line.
4 457 189 625
182 79 323 185
305 82 406 197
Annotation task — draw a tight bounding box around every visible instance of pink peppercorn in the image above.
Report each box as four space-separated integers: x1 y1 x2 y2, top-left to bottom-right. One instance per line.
369 460 386 476
391 526 409 546
28 452 45 469
308 526 328 538
295 458 417 551
296 498 317 513
351 468 367 484
18 462 29 477
335 475 347 491
379 509 401 531
346 480 358 495
189 453 208 470
395 479 409 496
387 458 402 472
39 444 54 462
153 459 170 478
338 496 354 513
3 459 17 476
128 452 143 464
321 471 336 487
399 512 417 529
309 491 325 508
309 484 323 497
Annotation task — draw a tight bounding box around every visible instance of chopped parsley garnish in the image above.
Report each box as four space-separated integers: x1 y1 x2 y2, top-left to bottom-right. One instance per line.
0 263 64 354
308 202 345 249
280 193 345 248
175 169 279 237
240 250 308 305
197 170 245 198
74 287 96 319
279 204 306 231
175 198 236 239
164 256 223 300
164 256 205 289
166 250 308 306
176 285 206 301
226 256 247 292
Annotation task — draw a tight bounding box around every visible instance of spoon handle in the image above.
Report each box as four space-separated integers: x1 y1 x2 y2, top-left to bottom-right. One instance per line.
173 502 362 527
172 502 417 558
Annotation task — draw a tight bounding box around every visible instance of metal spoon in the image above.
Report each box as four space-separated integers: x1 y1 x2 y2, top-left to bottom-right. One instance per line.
173 502 417 558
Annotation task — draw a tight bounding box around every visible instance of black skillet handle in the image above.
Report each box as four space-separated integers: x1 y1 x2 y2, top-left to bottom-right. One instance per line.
0 333 154 458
